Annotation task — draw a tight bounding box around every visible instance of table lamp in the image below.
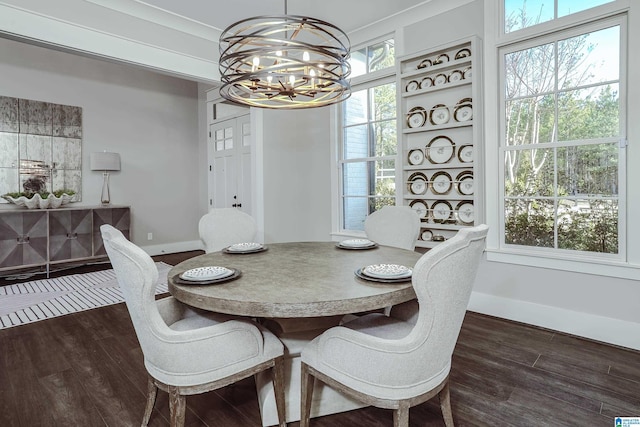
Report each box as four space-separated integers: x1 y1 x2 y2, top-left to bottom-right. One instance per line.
90 151 120 205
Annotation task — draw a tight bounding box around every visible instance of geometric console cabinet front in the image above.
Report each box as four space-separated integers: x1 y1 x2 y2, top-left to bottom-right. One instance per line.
0 206 129 274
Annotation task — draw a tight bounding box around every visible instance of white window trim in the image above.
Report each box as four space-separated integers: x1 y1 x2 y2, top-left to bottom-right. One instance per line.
331 37 397 239
483 0 640 280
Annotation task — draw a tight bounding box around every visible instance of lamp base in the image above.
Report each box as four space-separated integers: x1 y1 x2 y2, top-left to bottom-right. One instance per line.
101 172 111 205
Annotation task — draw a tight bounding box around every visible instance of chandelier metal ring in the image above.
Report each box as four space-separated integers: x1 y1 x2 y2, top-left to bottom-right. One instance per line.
219 14 351 109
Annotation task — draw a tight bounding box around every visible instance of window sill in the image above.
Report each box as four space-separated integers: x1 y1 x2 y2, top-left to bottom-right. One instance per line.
485 248 640 281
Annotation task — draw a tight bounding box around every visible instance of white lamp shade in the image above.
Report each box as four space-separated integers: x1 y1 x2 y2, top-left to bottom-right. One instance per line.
90 152 121 171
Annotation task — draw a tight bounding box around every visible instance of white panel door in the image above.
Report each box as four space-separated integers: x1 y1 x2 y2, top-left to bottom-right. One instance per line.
208 115 252 214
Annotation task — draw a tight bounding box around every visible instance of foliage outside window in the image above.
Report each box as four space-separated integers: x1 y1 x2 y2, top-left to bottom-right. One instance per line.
501 4 624 256
340 38 395 232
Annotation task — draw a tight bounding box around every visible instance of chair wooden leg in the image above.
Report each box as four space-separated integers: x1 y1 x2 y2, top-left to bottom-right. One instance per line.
168 386 186 427
141 377 158 427
439 380 455 427
393 402 410 427
300 362 315 427
272 357 287 427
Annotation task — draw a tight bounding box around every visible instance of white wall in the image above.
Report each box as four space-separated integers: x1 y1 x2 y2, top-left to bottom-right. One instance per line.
0 37 205 253
260 108 333 243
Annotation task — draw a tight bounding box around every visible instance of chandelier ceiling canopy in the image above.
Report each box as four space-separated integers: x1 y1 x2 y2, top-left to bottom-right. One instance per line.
218 3 351 109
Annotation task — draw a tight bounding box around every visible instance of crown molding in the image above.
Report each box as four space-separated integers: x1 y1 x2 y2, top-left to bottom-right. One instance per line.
85 0 221 41
0 2 219 82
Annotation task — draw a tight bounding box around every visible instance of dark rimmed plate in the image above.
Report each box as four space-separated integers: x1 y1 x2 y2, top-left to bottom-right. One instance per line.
222 245 268 254
355 268 412 283
172 269 242 285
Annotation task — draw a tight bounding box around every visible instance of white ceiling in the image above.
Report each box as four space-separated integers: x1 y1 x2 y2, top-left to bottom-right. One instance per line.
139 0 433 34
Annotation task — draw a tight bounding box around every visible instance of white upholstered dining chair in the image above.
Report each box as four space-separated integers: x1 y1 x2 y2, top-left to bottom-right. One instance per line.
300 224 489 427
100 224 286 427
364 206 421 251
198 208 258 253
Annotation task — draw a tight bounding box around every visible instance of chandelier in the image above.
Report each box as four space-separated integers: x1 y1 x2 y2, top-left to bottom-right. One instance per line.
218 2 351 109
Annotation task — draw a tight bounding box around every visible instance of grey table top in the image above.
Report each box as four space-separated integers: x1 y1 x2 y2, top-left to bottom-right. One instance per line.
168 241 422 318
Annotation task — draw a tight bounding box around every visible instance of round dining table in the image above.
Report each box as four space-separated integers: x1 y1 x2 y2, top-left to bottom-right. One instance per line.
167 241 422 318
168 241 424 426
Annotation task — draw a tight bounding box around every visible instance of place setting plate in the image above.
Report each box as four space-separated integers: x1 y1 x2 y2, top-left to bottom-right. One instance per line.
355 263 413 283
223 242 268 254
173 266 242 285
337 238 378 250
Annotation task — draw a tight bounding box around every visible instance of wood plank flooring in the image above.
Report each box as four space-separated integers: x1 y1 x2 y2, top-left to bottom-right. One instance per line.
1 252 639 426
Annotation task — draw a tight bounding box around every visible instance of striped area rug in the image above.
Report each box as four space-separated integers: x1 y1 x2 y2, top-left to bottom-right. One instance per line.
0 262 172 329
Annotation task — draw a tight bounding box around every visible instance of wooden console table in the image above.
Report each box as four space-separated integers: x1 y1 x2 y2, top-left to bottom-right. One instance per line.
0 205 130 276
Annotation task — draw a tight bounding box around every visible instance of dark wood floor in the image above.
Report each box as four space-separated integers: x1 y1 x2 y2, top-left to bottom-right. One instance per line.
1 252 639 426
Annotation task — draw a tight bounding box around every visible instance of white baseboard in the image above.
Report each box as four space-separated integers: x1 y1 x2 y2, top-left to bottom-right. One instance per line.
469 291 640 351
140 240 203 257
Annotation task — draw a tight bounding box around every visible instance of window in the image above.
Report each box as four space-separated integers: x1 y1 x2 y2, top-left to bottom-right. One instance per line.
499 2 626 258
338 38 395 232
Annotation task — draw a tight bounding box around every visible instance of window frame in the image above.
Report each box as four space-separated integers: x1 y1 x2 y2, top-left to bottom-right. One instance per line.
483 0 637 279
498 15 627 261
333 36 397 236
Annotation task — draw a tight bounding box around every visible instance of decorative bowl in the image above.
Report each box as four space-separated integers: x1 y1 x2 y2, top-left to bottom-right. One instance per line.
2 193 74 209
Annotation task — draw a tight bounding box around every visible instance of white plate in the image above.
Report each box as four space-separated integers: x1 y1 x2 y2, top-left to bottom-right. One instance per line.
408 149 424 165
410 178 427 195
406 80 419 92
407 107 427 128
227 242 263 252
426 136 455 164
420 77 433 89
180 266 233 281
455 48 471 60
433 73 447 86
432 201 453 223
363 264 412 279
458 145 473 163
431 171 452 195
410 200 429 220
449 70 463 83
456 202 474 225
458 175 474 195
430 105 450 125
463 66 472 79
341 239 375 247
434 53 449 65
454 104 473 122
421 229 433 241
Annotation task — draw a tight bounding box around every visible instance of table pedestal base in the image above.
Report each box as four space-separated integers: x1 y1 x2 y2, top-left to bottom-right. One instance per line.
255 319 367 426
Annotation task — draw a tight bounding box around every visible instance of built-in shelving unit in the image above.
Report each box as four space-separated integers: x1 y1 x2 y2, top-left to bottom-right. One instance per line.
397 36 483 248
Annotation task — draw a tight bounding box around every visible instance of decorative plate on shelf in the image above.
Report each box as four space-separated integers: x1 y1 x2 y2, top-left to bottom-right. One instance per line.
408 171 429 194
455 48 472 59
406 80 419 92
457 145 473 163
462 66 473 79
407 106 427 128
456 171 474 196
420 229 433 241
454 98 473 122
448 70 463 83
434 53 449 65
419 77 433 89
433 73 448 86
417 58 432 69
430 171 453 195
408 149 424 165
432 200 453 223
409 200 429 221
426 135 455 164
429 104 450 126
456 201 475 225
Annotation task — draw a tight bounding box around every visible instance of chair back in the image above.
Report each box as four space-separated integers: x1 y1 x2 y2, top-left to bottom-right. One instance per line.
409 224 488 378
198 208 257 253
100 224 171 361
364 206 420 250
